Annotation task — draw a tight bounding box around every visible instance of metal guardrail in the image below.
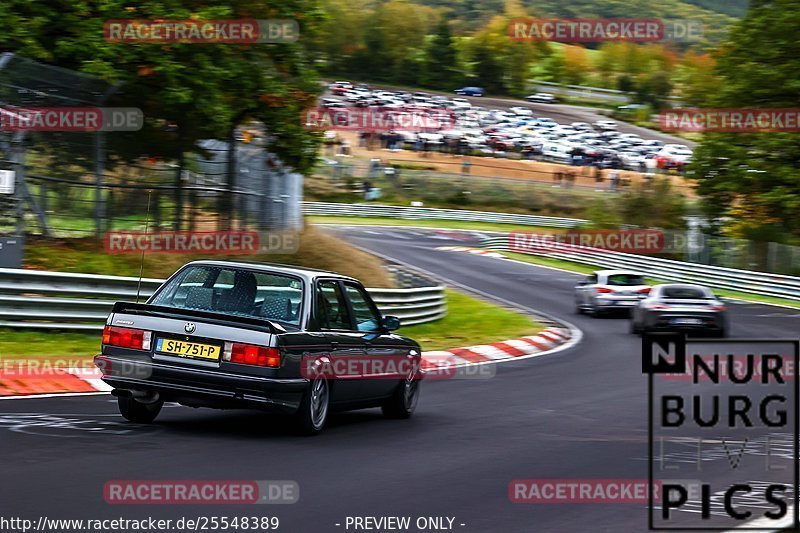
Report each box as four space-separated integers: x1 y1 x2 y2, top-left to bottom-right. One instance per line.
528 79 683 105
0 267 447 330
303 201 587 228
482 236 800 301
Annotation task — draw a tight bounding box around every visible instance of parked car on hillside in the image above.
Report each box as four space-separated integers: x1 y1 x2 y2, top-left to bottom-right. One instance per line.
526 93 557 103
509 106 534 117
655 145 693 169
454 86 484 97
593 120 618 131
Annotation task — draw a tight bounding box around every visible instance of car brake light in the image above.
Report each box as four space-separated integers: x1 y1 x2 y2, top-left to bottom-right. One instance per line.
223 342 281 368
638 288 651 294
596 287 614 293
710 305 725 311
102 326 152 350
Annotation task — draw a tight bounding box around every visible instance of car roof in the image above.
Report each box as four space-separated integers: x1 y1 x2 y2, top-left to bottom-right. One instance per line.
592 269 646 276
653 283 710 291
183 260 359 283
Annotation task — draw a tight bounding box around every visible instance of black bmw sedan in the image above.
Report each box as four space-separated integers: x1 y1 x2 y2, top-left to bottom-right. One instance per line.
95 261 422 435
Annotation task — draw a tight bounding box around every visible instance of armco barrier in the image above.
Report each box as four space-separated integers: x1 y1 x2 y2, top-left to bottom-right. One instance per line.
303 201 587 228
482 236 800 301
0 267 446 330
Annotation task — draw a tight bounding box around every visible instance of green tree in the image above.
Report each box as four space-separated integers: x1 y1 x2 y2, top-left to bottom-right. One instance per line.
690 0 800 241
618 178 686 230
617 74 636 93
421 19 462 89
635 71 673 109
470 37 506 93
561 45 589 86
0 0 325 232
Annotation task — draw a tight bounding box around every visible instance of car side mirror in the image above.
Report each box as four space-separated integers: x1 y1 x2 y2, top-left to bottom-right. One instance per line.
382 316 401 331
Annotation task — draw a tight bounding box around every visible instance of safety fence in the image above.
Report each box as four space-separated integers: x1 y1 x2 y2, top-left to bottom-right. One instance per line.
481 235 800 301
0 266 446 330
303 201 587 228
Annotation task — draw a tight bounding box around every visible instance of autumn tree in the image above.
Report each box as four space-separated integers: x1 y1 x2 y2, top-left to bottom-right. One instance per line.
691 0 800 242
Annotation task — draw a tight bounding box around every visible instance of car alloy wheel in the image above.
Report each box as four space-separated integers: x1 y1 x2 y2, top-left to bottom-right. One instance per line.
403 369 419 412
309 377 329 430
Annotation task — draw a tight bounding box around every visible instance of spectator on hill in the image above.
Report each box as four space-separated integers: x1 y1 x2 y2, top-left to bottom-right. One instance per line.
553 169 563 187
565 169 576 188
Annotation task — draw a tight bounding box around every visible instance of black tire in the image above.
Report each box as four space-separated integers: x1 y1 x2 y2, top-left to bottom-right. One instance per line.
382 377 420 419
575 303 584 315
715 327 727 338
630 320 641 334
117 394 163 423
295 377 330 436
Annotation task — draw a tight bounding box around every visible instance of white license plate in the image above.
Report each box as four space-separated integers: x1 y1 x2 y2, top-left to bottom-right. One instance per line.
673 318 702 325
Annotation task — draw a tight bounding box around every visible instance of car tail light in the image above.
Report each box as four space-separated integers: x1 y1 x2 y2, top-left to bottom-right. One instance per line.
595 287 614 294
638 288 652 294
646 303 669 310
709 304 725 311
223 342 281 368
102 326 152 350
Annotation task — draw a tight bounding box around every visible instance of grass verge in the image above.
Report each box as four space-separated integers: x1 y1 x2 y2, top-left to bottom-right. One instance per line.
503 251 800 309
23 226 393 287
0 330 102 360
0 289 544 361
397 289 543 352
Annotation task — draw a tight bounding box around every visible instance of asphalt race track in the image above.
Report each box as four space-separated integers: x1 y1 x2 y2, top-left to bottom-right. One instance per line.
2 226 798 532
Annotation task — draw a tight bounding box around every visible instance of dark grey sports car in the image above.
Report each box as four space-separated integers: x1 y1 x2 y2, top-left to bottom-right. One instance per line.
95 261 422 435
630 283 728 337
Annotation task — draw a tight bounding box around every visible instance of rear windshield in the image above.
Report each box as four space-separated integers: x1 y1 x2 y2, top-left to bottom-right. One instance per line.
149 266 303 327
661 287 709 299
606 274 646 286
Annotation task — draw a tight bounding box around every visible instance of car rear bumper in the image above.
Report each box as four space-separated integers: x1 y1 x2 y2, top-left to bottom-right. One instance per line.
643 312 726 332
595 296 642 310
95 355 308 414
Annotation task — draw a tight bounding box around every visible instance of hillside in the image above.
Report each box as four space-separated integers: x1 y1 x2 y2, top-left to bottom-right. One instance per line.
421 0 745 40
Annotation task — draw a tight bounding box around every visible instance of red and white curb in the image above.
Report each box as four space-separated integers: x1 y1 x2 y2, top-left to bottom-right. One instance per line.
420 326 571 371
0 328 572 397
436 246 506 259
0 367 110 397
